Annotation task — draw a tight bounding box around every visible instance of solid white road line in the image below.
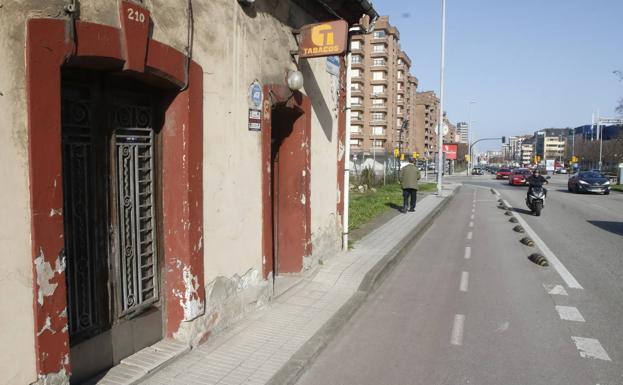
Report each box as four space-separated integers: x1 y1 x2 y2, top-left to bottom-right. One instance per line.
469 221 474 228
467 231 473 240
451 314 465 346
555 306 586 322
502 199 584 290
464 246 471 260
543 284 568 296
571 337 611 361
460 272 469 292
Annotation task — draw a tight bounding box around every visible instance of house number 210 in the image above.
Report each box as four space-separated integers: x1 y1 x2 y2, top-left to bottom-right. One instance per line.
127 8 146 23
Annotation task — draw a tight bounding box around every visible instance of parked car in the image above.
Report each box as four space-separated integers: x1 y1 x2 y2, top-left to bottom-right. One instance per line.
472 167 484 175
567 171 611 194
496 167 512 179
509 168 531 186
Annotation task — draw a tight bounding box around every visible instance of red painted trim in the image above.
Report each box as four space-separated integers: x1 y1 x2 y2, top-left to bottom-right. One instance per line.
26 18 73 376
261 85 312 278
162 60 205 335
26 18 203 376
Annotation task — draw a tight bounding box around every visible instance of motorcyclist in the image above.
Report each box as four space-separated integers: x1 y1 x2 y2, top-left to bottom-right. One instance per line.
526 168 548 199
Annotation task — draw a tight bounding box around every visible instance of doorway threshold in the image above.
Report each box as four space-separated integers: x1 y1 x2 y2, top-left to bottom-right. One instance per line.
84 339 189 385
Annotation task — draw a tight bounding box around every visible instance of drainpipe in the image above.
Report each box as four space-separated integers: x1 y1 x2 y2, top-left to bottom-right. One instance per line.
342 50 352 250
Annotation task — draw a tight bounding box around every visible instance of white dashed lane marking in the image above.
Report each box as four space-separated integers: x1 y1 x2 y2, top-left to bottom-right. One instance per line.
571 337 611 361
451 314 465 346
468 221 474 228
464 246 471 260
467 232 473 240
459 272 469 292
543 284 568 296
555 306 586 322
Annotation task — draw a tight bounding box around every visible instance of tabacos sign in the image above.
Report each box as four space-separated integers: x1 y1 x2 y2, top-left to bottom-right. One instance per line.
299 20 348 58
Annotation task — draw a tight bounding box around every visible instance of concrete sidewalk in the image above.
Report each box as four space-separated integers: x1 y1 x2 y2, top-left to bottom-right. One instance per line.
121 184 459 385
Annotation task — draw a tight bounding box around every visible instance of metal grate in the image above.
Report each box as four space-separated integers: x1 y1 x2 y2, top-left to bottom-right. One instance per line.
114 104 159 314
61 87 104 339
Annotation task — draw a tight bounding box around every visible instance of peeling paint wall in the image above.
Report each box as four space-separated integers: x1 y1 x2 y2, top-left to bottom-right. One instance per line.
0 2 49 383
173 269 269 347
1 0 344 380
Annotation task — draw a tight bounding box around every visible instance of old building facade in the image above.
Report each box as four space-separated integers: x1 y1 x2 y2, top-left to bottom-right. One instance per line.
0 0 376 383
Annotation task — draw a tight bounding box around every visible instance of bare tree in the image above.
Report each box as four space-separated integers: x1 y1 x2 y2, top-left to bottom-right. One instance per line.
615 70 623 115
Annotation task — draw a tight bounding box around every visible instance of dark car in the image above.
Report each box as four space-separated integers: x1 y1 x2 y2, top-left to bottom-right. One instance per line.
567 171 611 195
472 167 484 175
496 167 512 179
509 168 530 186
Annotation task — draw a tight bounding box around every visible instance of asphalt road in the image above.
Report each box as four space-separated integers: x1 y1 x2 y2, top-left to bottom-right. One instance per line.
296 181 623 385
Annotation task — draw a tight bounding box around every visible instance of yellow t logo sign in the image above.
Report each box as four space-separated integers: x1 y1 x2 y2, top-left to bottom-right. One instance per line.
311 24 334 46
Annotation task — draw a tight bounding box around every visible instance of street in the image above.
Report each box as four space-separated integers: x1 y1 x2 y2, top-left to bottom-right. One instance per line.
296 179 623 385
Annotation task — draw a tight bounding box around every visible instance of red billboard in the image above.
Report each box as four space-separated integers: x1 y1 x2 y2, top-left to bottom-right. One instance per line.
443 144 458 160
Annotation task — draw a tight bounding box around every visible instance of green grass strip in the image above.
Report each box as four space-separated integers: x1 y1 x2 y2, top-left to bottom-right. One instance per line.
348 182 436 231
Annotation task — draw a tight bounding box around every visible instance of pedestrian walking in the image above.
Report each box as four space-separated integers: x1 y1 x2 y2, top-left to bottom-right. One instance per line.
399 157 421 213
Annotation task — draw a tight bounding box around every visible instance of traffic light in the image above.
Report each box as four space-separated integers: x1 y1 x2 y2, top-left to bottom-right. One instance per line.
501 136 506 144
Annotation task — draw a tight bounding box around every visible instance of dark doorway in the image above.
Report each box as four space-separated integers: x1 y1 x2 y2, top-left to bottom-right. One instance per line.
270 103 310 275
61 69 164 383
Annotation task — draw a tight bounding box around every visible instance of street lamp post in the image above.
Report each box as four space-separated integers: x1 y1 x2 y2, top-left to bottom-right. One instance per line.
467 101 476 175
436 0 447 195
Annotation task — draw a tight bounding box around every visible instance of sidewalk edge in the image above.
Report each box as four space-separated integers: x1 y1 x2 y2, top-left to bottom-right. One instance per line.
266 185 460 385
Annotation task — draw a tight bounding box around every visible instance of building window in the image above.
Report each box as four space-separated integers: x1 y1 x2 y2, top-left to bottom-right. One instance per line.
397 106 403 114
372 85 385 94
350 97 361 105
372 139 385 148
397 71 403 79
372 71 385 80
372 126 385 136
372 58 386 66
371 98 384 106
351 125 362 134
373 44 385 53
352 55 362 64
371 112 385 121
397 94 403 100
351 40 361 50
351 68 361 77
351 83 360 90
373 30 386 39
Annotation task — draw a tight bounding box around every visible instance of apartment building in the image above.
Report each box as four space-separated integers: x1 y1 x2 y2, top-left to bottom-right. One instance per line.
456 122 469 144
535 128 569 161
415 91 440 159
349 16 418 156
521 137 536 165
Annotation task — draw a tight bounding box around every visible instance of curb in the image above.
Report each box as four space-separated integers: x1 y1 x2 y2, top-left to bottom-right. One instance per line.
266 186 460 385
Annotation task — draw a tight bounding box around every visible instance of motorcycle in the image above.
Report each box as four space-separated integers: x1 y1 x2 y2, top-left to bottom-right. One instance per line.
526 186 545 216
525 177 550 216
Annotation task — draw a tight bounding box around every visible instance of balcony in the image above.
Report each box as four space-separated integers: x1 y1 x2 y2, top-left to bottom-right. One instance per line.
370 92 387 99
370 78 388 85
350 117 364 125
370 119 388 126
370 104 387 111
351 103 364 111
370 50 389 59
351 61 364 69
350 88 364 97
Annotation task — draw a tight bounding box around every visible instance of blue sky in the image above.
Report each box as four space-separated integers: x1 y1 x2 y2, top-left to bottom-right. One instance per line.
375 0 623 150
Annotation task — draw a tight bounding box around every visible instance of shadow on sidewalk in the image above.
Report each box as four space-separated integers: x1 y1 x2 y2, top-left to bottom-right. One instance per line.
385 202 403 212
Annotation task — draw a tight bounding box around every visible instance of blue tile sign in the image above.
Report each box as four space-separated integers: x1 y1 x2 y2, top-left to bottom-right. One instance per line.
248 81 263 109
326 56 339 76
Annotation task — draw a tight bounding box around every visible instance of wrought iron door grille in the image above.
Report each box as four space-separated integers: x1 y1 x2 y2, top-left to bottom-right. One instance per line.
61 88 104 339
114 104 159 315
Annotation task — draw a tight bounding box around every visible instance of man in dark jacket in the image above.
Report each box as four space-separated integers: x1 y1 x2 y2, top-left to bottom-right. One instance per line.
526 168 548 199
399 157 421 213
